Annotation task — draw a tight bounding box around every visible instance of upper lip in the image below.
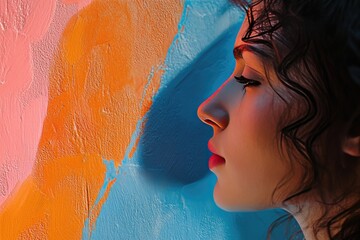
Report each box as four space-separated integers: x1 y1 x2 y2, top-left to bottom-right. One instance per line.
208 140 224 158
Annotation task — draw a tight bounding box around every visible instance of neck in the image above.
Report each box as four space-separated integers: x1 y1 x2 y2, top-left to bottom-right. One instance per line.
288 204 329 240
282 199 346 240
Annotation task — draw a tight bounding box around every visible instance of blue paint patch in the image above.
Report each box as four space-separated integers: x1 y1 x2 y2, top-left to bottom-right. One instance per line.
82 159 119 239
83 0 302 239
140 0 244 184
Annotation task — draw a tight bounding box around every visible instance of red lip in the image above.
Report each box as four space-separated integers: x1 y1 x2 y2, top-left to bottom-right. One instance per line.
208 141 216 153
208 141 225 169
209 154 225 169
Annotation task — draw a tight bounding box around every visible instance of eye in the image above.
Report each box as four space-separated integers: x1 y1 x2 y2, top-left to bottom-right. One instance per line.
234 75 261 90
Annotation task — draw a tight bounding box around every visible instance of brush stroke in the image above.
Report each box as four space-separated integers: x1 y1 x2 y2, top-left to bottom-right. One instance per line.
0 0 56 206
1 0 182 238
86 1 296 239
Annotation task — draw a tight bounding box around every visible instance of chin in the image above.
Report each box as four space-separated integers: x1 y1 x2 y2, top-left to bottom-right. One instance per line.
214 198 270 212
213 196 251 212
213 184 243 212
213 184 270 212
213 198 236 212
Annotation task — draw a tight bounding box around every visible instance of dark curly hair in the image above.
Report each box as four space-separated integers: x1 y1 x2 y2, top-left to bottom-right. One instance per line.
230 0 360 239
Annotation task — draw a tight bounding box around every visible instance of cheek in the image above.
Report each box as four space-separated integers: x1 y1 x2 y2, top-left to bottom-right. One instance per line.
229 89 281 159
218 90 290 209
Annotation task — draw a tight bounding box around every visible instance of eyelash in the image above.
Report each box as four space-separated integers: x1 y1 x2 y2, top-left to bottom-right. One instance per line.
234 75 261 89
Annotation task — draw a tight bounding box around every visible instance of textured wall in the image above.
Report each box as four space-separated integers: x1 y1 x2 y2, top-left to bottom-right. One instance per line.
0 0 298 239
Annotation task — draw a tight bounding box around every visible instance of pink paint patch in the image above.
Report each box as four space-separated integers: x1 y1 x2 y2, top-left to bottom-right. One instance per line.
62 0 93 10
0 0 95 206
0 0 83 206
0 1 54 205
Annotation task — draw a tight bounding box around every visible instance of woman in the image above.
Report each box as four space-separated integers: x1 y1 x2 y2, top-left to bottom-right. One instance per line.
197 0 360 239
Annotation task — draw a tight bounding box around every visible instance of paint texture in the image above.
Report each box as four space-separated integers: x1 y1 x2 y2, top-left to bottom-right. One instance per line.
0 0 56 206
0 0 93 208
1 0 183 238
83 1 297 239
1 0 301 239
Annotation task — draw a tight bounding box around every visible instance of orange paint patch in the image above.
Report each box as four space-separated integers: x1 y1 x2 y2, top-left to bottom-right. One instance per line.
0 0 182 239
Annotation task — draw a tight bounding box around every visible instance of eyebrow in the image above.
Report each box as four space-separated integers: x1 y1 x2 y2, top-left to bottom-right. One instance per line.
233 44 246 60
233 44 273 60
233 44 273 79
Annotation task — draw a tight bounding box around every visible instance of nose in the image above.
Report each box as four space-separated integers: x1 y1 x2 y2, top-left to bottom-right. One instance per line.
197 87 229 131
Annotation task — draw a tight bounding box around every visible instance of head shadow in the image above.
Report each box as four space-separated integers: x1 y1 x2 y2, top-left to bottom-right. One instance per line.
138 24 241 184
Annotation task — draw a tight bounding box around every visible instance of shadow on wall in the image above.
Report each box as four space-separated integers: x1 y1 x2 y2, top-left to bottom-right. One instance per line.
136 20 302 240
139 23 241 184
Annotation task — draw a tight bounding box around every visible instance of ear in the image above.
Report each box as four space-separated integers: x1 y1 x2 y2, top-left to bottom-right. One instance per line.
342 136 360 157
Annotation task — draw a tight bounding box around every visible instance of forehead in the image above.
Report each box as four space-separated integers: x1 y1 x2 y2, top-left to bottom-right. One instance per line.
234 2 265 48
233 17 273 73
234 17 249 48
233 16 275 62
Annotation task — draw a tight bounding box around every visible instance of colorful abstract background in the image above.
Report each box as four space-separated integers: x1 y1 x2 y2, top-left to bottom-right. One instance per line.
0 0 300 239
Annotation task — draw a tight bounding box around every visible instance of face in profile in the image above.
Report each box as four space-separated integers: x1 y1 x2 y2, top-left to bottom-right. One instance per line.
197 17 303 211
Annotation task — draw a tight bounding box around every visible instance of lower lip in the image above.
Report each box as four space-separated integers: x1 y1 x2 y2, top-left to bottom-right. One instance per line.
209 154 225 169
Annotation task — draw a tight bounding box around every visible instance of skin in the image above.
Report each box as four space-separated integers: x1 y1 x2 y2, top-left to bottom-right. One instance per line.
198 13 360 240
197 16 303 212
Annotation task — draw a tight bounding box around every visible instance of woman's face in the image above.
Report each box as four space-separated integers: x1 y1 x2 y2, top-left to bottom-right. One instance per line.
197 17 303 211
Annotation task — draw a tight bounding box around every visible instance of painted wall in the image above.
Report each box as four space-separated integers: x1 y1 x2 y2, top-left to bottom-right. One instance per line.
0 0 301 239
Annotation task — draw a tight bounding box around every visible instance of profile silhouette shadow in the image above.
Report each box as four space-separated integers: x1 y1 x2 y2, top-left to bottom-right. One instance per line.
139 26 240 184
